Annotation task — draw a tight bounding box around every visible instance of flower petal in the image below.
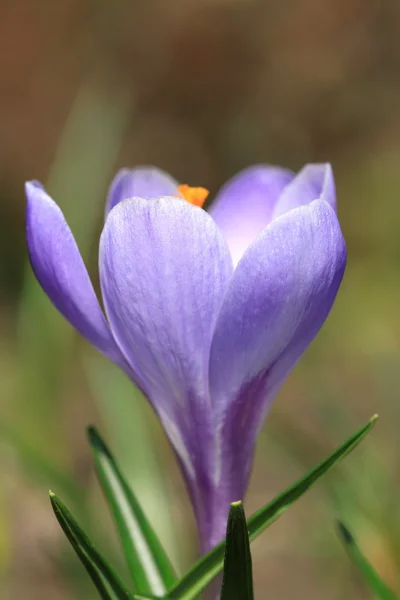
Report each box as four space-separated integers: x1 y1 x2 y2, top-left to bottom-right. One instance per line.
25 181 123 364
209 199 346 499
272 163 336 220
208 165 294 266
105 166 179 217
100 195 233 414
99 196 234 525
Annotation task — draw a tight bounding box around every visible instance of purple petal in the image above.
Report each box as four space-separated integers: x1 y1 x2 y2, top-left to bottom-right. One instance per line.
209 199 346 501
99 196 234 539
25 181 124 365
105 166 179 217
272 163 336 220
208 165 294 266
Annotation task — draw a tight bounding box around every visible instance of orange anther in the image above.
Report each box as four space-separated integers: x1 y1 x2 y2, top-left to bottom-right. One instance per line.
178 184 209 208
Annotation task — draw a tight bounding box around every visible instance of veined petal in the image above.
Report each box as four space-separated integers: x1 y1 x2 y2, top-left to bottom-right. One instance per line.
105 166 179 217
209 199 346 497
272 163 336 219
208 165 294 266
99 196 234 493
25 182 124 364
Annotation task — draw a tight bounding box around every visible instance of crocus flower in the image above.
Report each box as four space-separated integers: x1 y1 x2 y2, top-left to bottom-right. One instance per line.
25 163 346 553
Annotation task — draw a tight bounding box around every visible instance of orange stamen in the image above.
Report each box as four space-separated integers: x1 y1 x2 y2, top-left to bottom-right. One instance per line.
178 184 209 208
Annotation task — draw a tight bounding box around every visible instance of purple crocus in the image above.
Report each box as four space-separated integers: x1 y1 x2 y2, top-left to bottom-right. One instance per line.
25 163 346 553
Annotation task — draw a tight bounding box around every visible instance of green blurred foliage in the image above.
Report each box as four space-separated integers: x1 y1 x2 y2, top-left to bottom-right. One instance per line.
1 0 400 598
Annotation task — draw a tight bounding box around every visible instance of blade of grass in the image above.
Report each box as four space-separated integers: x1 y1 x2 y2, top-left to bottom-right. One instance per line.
87 426 176 595
167 415 378 600
49 492 155 600
337 522 397 600
85 356 180 573
220 502 253 600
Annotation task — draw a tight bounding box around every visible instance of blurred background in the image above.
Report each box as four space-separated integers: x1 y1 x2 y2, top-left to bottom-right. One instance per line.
1 0 400 598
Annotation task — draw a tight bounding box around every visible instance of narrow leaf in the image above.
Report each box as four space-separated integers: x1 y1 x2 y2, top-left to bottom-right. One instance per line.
337 522 397 600
87 426 176 596
85 356 179 571
49 492 154 600
220 502 253 600
168 415 378 600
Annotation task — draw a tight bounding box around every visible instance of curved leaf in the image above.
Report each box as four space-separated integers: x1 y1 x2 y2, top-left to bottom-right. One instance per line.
168 415 378 600
87 426 176 595
337 522 397 600
49 492 154 600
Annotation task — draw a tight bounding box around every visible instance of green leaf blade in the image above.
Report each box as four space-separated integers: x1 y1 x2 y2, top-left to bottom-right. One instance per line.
49 491 153 600
220 502 254 600
87 426 176 596
247 414 378 540
168 415 377 600
338 522 397 600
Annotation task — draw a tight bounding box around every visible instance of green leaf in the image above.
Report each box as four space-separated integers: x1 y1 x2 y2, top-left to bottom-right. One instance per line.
49 492 154 600
85 356 179 571
168 415 378 600
337 522 397 600
220 502 253 600
87 426 176 596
